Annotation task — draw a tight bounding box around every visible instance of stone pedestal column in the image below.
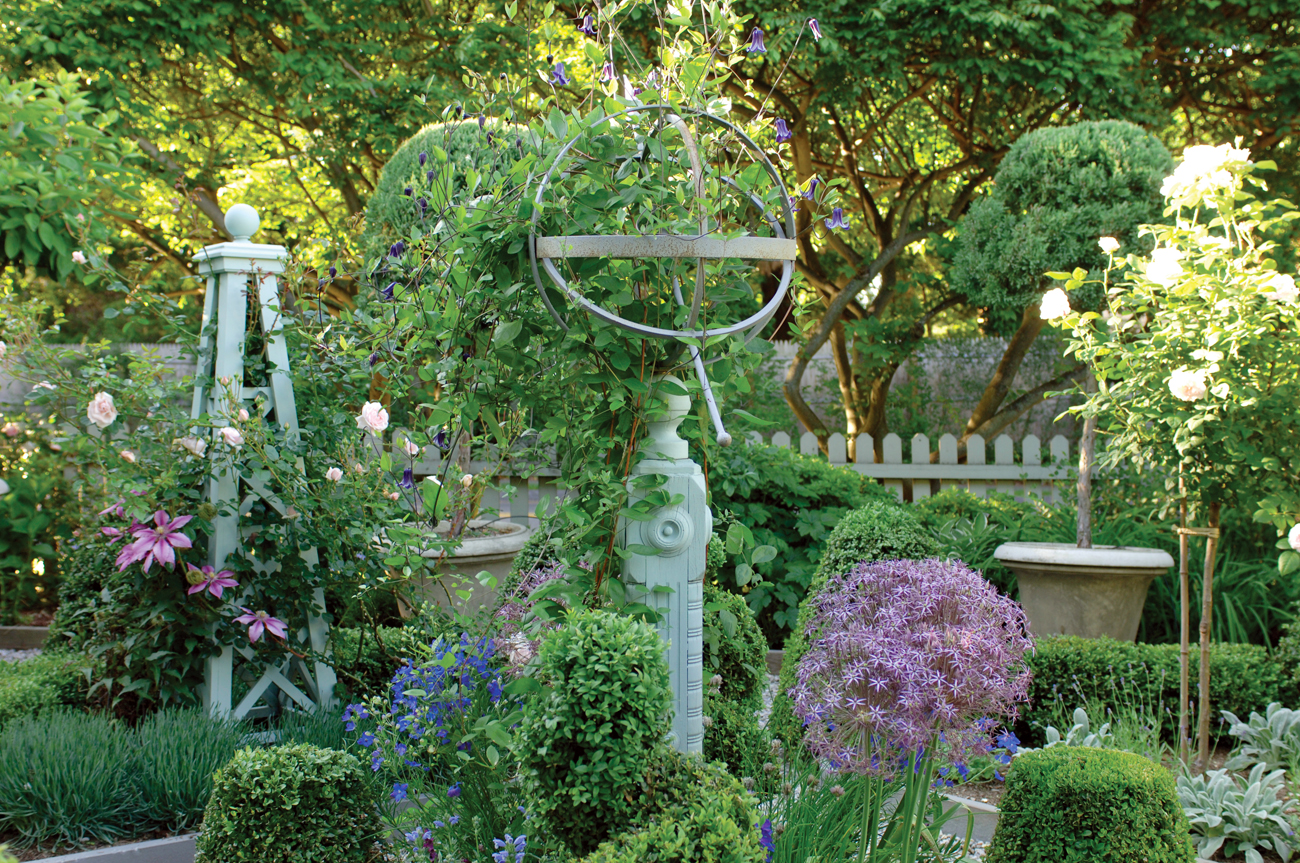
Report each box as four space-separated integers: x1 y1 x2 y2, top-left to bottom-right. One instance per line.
621 375 710 753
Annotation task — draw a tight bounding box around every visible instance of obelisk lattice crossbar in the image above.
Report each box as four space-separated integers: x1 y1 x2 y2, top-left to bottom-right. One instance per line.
528 108 797 753
191 205 335 720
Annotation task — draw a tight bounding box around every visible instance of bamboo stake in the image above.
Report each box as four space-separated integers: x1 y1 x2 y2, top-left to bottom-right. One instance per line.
1196 502 1222 774
1075 378 1098 549
1178 482 1190 766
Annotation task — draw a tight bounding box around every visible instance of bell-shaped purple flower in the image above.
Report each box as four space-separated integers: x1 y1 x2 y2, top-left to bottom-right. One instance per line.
368 351 380 367
380 281 396 301
328 264 337 279
478 113 486 129
600 61 615 82
417 197 428 213
403 186 413 196
808 18 823 41
486 131 494 144
824 207 849 230
399 468 415 490
802 176 820 200
394 240 405 256
551 62 570 86
426 169 435 183
577 14 597 36
747 27 766 53
418 151 427 167
774 119 793 143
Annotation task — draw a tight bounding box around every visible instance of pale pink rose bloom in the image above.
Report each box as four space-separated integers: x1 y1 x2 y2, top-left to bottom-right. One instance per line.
87 392 118 429
237 408 250 422
1146 247 1184 287
0 340 6 360
353 462 367 474
219 427 244 447
72 251 87 264
120 450 137 464
1098 237 1120 254
325 467 344 482
1039 288 1071 320
48 443 61 452
75 213 85 223
388 492 401 501
403 438 420 457
1264 273 1298 303
355 401 389 433
2 422 20 437
34 381 55 390
460 473 474 489
1169 368 1209 401
1290 524 1300 553
175 436 207 458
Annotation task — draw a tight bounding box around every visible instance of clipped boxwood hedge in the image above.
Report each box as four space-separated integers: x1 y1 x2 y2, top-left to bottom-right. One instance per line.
986 747 1194 863
1022 635 1292 743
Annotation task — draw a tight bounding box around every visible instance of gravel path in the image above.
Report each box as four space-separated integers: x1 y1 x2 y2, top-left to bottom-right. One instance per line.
0 648 41 663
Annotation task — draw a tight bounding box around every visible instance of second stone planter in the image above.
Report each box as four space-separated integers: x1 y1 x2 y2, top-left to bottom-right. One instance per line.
401 519 534 617
993 542 1174 641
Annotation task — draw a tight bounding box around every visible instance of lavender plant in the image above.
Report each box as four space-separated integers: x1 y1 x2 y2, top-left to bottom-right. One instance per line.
790 558 1032 863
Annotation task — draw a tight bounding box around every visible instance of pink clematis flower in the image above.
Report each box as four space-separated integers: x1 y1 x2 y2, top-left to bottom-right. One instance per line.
234 608 287 643
187 564 239 599
115 510 194 572
100 499 126 518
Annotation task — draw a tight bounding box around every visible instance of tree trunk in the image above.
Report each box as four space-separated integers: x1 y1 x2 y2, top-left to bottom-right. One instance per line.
829 321 862 460
1179 481 1191 766
1196 502 1223 775
963 302 1045 443
1075 377 1098 548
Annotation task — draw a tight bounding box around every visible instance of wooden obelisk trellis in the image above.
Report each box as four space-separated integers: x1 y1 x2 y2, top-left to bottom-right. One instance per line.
192 204 335 719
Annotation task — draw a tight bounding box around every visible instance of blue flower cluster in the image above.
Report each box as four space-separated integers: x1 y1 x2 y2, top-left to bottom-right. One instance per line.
757 818 774 862
492 833 527 863
386 634 503 752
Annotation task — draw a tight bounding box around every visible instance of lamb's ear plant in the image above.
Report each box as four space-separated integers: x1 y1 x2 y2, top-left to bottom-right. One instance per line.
1177 763 1298 863
1222 702 1300 775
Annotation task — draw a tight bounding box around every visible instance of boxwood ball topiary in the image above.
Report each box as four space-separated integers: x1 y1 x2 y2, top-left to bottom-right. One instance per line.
194 743 381 863
518 608 674 857
985 747 1194 863
769 501 936 748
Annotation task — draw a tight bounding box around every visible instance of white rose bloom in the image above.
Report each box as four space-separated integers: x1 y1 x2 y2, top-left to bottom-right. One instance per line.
237 408 250 422
325 467 344 482
0 340 5 360
87 392 118 429
72 251 88 264
353 462 367 474
1039 288 1072 320
355 401 390 434
175 436 208 458
403 438 420 457
460 473 474 489
220 427 244 447
1264 273 1298 303
1290 523 1300 553
1098 237 1120 254
1169 368 1209 402
1161 144 1252 206
1146 247 1184 287
120 450 137 464
34 381 55 391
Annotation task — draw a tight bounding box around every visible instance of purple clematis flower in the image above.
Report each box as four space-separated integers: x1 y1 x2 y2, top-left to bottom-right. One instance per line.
328 264 337 279
479 113 486 129
600 61 615 82
551 62 570 86
774 119 793 143
100 499 125 518
380 282 396 301
577 14 597 36
368 351 380 367
116 510 193 572
403 186 412 196
233 607 287 643
417 197 428 213
808 18 823 41
187 564 239 599
432 428 451 451
747 27 766 53
803 176 820 200
426 169 435 183
824 207 849 230
399 468 415 489
418 151 427 167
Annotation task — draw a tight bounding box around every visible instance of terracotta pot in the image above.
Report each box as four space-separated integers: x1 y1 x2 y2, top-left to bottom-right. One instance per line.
400 519 534 617
993 542 1174 641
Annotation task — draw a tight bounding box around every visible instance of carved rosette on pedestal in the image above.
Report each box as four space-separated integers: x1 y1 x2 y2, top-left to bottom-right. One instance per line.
620 376 710 753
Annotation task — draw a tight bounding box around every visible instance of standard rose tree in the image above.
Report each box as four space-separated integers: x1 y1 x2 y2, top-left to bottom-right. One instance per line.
1044 143 1300 770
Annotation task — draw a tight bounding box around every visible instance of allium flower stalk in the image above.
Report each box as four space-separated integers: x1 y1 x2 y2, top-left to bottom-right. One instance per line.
791 558 1032 774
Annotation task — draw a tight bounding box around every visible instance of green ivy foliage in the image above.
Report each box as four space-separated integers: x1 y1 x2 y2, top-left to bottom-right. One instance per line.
985 747 1194 863
769 501 935 749
194 743 381 863
519 609 673 857
701 440 896 639
950 120 1173 333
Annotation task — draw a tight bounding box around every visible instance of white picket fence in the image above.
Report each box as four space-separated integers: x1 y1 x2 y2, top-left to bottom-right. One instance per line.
750 430 1074 502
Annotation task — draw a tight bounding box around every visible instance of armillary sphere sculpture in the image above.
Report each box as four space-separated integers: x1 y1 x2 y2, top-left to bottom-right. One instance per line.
528 105 797 446
527 105 796 752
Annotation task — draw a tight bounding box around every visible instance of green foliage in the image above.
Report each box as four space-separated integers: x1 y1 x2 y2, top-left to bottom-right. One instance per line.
1222 703 1300 775
701 581 766 711
194 744 381 863
1023 635 1291 744
701 694 769 784
951 120 1172 325
1178 763 1298 863
985 747 1194 863
519 609 673 856
0 710 139 849
328 625 418 701
131 708 247 832
701 440 896 638
770 501 934 748
581 750 766 863
0 412 73 624
0 653 84 730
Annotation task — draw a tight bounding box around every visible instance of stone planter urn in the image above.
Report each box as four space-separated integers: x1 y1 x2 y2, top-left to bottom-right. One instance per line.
399 519 534 618
993 542 1174 641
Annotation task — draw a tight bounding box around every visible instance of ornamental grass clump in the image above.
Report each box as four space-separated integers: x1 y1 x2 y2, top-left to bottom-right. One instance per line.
789 558 1032 863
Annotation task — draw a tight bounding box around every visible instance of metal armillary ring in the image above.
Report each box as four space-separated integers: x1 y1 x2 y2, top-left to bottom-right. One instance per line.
529 105 797 446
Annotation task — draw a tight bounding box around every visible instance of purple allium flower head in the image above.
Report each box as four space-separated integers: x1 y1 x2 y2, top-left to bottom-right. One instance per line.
824 207 849 230
775 119 793 143
399 468 415 489
403 186 413 196
791 558 1032 775
418 151 427 167
600 61 615 82
747 27 766 53
808 18 823 41
328 264 337 279
577 14 597 36
551 62 570 86
802 177 820 200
